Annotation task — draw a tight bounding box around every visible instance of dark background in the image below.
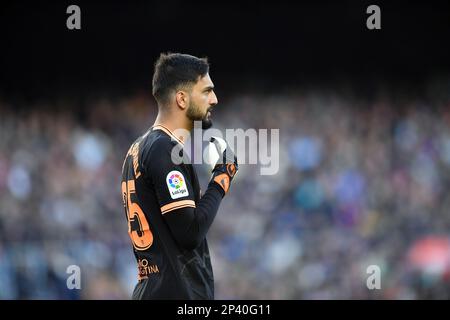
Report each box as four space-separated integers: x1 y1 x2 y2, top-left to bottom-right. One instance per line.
1 0 450 102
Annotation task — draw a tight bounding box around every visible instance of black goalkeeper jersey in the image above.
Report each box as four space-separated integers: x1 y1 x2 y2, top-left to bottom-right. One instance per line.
121 125 222 300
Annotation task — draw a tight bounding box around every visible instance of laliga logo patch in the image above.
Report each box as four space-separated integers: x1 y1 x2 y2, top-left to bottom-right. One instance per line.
166 170 189 199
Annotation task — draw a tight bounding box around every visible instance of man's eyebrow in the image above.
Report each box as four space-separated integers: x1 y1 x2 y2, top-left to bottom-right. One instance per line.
203 85 214 91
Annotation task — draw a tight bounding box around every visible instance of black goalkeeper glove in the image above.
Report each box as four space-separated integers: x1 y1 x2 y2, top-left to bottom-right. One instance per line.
209 137 238 195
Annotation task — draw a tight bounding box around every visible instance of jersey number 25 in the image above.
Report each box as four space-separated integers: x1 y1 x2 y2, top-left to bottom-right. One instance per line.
122 179 153 250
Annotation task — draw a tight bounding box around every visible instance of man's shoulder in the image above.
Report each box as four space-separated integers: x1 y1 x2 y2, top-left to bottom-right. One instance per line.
143 129 177 151
140 129 179 162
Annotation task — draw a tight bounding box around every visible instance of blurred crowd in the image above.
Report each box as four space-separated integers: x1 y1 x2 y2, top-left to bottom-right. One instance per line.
1 84 450 299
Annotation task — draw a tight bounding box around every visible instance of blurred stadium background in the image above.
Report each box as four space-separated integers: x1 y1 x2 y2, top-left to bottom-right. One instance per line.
1 1 450 299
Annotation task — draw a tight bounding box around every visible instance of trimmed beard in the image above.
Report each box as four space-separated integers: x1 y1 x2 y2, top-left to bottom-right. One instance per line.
186 101 213 130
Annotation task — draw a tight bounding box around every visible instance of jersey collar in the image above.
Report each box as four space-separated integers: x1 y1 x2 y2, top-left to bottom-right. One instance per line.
152 124 185 146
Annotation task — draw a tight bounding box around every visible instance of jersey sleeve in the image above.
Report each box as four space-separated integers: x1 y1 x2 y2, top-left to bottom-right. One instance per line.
142 137 196 215
140 135 224 251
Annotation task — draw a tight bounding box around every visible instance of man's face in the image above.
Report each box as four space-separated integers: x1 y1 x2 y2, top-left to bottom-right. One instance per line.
186 73 218 129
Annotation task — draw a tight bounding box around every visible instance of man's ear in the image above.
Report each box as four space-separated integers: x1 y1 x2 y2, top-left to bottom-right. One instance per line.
175 91 189 110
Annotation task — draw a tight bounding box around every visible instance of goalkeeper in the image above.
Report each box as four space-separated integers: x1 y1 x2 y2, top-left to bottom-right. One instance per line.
121 52 238 300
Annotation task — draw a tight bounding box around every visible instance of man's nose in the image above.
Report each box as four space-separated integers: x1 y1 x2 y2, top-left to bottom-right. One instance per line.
209 92 218 106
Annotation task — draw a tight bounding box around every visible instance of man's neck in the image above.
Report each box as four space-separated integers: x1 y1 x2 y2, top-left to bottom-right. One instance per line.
153 113 192 144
